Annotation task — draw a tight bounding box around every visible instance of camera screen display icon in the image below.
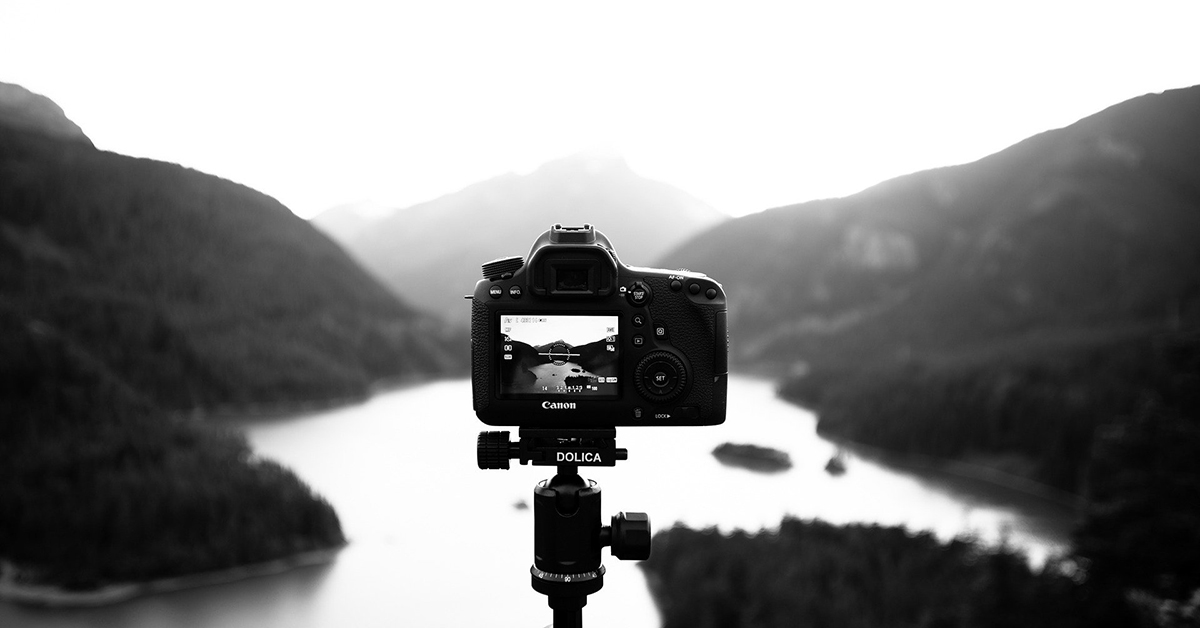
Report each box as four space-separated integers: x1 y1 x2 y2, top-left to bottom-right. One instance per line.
498 314 620 398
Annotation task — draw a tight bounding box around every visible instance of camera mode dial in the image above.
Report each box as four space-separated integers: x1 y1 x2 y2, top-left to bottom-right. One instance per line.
481 256 525 280
634 351 688 403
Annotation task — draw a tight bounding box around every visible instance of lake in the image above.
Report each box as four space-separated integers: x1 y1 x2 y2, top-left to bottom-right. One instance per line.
1 376 1075 627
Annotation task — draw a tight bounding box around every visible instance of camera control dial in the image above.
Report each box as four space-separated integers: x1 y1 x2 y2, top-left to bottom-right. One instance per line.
634 351 687 403
481 256 525 280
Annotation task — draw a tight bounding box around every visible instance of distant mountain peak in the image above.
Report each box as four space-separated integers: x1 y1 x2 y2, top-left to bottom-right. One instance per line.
313 148 725 323
535 148 631 176
0 82 93 146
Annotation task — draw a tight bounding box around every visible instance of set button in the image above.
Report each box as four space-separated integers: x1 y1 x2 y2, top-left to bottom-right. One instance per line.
634 351 688 403
647 366 676 393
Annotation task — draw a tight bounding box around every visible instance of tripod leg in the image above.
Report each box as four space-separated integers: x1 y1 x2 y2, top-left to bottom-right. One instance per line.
549 595 585 628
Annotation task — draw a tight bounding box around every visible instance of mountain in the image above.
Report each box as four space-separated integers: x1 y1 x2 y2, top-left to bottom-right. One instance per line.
0 126 459 410
313 151 726 323
664 85 1200 492
670 85 1200 369
0 82 92 146
0 86 459 591
310 199 391 244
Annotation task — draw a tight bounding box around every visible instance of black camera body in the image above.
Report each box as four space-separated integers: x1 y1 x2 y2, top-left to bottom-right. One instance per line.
471 224 727 428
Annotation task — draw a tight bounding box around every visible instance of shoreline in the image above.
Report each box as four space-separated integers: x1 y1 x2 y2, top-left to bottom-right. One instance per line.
764 379 1084 511
820 432 1083 510
176 373 453 423
0 545 345 609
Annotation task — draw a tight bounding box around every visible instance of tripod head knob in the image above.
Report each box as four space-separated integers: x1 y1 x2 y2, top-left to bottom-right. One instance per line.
477 431 513 469
604 511 652 561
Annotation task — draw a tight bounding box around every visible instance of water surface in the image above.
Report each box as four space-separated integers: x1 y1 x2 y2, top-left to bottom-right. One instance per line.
2 377 1074 627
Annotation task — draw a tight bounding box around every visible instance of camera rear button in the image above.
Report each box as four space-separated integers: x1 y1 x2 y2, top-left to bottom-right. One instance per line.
627 281 651 306
645 365 678 395
632 314 646 327
489 285 503 299
632 334 645 347
670 279 683 291
687 283 701 295
653 323 668 340
509 286 522 298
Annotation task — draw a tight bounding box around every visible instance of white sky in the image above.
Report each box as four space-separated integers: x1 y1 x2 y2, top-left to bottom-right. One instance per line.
2 1 1198 218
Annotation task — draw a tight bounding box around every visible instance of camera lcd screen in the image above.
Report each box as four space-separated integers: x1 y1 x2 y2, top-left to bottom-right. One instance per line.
498 314 620 398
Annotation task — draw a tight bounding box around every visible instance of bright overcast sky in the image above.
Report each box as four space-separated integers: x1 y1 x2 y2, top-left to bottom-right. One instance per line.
3 1 1198 218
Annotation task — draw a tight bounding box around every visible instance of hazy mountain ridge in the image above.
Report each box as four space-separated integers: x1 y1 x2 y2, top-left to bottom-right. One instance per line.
663 85 1200 493
0 89 458 591
0 123 460 410
0 82 92 146
313 151 726 323
671 86 1200 365
644 86 1200 624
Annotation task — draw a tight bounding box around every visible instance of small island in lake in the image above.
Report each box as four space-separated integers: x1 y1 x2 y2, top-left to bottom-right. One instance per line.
712 443 792 473
825 450 847 476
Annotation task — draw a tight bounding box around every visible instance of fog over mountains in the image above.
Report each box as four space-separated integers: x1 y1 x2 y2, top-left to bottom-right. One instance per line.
0 82 432 588
313 150 725 323
0 83 461 411
662 85 1200 493
4 76 1197 614
666 85 1200 370
306 85 1199 496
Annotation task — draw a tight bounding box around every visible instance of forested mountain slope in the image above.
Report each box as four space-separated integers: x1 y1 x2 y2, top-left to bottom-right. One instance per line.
1 123 458 410
0 83 457 592
665 85 1200 493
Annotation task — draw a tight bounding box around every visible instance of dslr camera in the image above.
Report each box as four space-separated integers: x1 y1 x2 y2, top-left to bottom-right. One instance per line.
471 224 727 427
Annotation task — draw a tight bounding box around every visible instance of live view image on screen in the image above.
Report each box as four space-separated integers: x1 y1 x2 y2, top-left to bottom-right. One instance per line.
498 314 620 397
